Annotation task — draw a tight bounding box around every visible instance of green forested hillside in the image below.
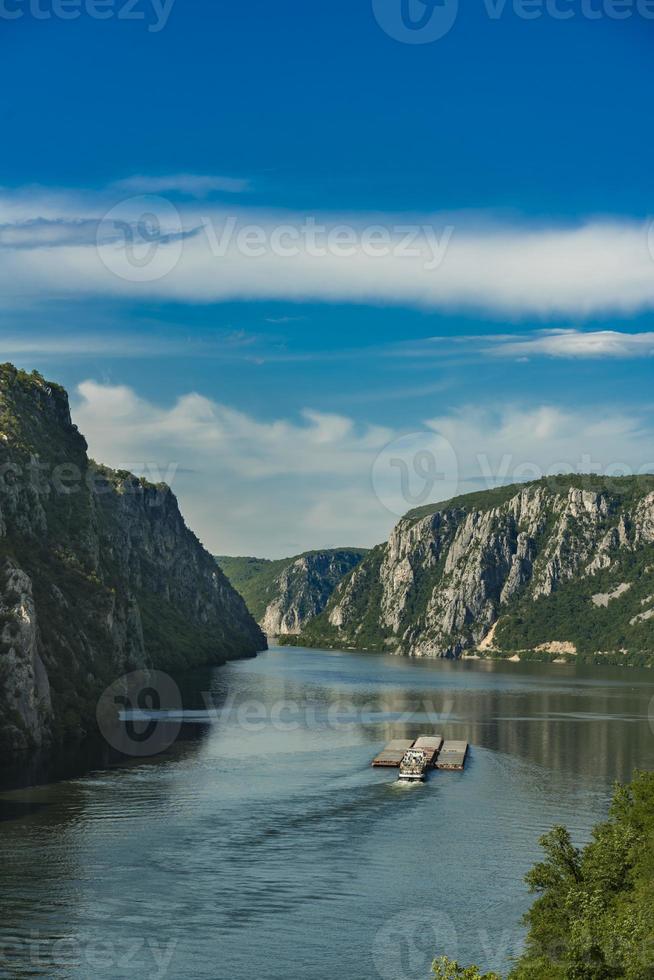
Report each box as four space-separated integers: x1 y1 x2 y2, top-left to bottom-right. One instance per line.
292 476 654 665
216 549 367 628
215 555 294 621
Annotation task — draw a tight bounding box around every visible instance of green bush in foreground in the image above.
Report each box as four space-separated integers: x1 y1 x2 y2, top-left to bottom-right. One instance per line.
435 771 654 979
432 957 501 979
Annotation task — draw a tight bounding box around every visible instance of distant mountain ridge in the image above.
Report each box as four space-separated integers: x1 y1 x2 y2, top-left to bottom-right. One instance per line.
293 476 654 666
216 549 367 635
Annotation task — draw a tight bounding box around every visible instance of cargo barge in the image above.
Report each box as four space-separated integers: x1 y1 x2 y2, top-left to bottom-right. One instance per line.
435 740 469 771
372 735 469 774
371 739 414 767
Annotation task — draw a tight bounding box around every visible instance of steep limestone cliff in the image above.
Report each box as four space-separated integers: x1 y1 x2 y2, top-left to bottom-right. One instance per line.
217 549 366 635
298 478 654 664
0 365 266 760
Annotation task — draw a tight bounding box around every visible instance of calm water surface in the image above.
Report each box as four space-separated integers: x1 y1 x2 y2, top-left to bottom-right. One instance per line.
1 647 654 980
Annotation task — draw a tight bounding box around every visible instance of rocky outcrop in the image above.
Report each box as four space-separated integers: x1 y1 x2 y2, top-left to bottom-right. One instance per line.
300 478 654 662
217 550 366 635
259 551 365 635
0 364 266 760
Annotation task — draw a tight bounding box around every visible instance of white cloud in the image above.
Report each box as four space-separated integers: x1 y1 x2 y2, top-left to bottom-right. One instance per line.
484 329 654 359
2 184 654 316
426 404 654 487
385 329 654 363
71 380 654 557
73 380 394 556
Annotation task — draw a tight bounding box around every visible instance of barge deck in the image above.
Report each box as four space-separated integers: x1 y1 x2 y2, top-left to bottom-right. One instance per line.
372 735 468 771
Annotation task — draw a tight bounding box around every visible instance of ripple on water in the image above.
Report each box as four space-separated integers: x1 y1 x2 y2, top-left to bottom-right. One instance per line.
1 648 652 980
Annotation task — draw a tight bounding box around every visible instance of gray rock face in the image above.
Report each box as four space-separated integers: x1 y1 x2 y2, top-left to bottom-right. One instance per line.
260 551 364 635
0 365 266 760
306 479 654 660
0 564 51 754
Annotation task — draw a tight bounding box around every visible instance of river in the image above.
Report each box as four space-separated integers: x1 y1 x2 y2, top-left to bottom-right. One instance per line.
1 646 653 980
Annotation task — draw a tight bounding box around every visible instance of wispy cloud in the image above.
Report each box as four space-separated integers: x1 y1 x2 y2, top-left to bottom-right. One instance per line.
0 217 100 250
73 380 393 556
0 328 263 360
2 184 654 317
4 320 654 371
112 174 250 197
264 315 307 324
482 328 654 359
389 329 654 362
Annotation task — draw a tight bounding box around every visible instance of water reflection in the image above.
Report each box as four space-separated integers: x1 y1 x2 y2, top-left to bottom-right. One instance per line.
213 650 654 784
0 647 652 980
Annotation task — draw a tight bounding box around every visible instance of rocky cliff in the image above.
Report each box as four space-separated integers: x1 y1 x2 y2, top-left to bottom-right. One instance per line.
0 365 266 760
216 549 367 635
297 478 654 665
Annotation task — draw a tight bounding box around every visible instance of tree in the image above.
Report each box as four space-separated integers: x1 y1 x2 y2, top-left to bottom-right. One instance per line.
432 957 502 980
510 771 654 980
432 772 654 980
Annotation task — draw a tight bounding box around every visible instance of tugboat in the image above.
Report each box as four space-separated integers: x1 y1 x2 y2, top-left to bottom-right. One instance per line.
398 748 428 782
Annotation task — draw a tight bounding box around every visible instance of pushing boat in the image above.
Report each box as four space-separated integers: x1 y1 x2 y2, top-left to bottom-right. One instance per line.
398 748 429 782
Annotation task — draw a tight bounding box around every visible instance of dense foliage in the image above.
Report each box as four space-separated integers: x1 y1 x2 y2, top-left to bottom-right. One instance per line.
511 770 654 978
287 544 388 650
434 771 654 979
494 541 654 665
432 958 501 979
215 555 296 620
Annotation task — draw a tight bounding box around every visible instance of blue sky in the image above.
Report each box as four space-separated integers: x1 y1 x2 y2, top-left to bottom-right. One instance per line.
1 2 654 555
